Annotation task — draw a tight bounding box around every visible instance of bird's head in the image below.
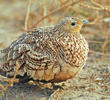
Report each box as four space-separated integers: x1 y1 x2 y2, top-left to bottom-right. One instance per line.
55 17 88 34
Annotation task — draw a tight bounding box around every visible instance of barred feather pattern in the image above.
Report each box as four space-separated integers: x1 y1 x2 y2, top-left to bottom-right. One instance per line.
0 17 89 83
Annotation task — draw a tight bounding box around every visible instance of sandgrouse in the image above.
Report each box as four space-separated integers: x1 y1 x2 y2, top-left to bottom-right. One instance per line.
0 17 89 88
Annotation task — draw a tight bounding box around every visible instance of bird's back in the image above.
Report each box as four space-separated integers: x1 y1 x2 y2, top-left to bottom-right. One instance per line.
0 27 56 80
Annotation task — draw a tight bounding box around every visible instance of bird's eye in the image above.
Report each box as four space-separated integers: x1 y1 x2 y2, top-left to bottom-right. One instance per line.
71 22 76 26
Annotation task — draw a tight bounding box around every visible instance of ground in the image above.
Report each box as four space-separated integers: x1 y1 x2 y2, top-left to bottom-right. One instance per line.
0 56 110 100
0 0 110 100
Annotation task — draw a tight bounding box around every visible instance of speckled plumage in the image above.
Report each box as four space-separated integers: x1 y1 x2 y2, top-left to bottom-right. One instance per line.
0 17 89 86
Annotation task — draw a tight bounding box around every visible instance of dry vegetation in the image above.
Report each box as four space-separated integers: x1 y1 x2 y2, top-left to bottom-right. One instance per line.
0 0 110 100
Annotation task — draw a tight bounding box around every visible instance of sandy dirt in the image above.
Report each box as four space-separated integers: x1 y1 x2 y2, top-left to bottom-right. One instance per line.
0 56 110 100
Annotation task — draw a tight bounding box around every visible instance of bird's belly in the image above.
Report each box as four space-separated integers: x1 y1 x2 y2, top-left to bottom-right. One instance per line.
51 58 83 83
28 62 81 83
51 70 77 82
31 67 80 83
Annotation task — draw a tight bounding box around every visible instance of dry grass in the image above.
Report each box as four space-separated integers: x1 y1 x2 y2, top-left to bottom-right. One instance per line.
0 0 110 100
0 62 19 94
0 0 110 54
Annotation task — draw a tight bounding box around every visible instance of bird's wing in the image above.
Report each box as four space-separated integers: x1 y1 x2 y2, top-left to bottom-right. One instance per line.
0 27 58 80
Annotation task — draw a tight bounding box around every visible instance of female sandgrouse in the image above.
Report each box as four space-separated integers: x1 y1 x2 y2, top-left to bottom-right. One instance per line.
0 17 89 87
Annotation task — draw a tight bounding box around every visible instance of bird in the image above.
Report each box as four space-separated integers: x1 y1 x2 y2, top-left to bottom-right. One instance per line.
0 17 89 89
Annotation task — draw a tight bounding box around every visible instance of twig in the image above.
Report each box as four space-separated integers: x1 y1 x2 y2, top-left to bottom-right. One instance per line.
91 0 104 8
89 49 110 57
30 0 85 28
10 62 19 86
88 40 104 44
0 62 19 94
102 33 110 53
42 0 47 26
25 0 32 31
59 0 69 5
21 93 24 100
88 16 102 25
80 3 110 12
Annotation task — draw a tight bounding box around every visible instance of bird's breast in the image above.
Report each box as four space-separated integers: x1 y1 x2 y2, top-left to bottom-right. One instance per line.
58 34 89 67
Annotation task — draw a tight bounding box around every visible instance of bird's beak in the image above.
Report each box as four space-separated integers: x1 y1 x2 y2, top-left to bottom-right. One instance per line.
83 20 88 24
